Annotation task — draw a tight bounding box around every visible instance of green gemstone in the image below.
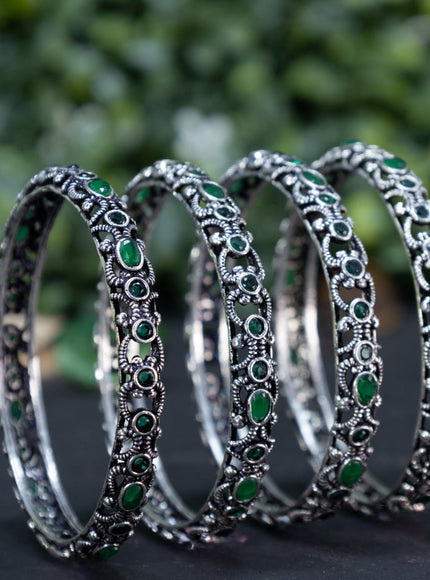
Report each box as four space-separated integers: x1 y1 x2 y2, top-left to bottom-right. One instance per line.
342 139 361 145
135 413 155 434
251 361 269 381
118 238 142 268
202 182 225 199
230 235 247 253
110 523 131 537
247 316 265 338
359 345 373 362
15 225 30 242
289 157 302 164
356 373 377 405
95 545 119 560
107 210 128 225
319 193 336 205
351 428 371 444
129 280 147 299
130 456 150 474
226 506 246 518
234 478 259 502
120 483 145 511
246 445 266 462
137 369 155 388
216 205 235 219
136 320 154 341
249 389 271 423
302 170 326 186
89 179 112 197
400 178 416 188
136 187 151 202
353 301 370 320
384 156 407 170
240 273 259 293
345 258 364 277
10 400 22 421
416 205 429 219
328 489 349 503
339 460 363 487
333 221 350 238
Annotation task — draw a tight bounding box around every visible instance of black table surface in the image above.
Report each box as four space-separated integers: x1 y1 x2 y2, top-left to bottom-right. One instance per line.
1 310 429 580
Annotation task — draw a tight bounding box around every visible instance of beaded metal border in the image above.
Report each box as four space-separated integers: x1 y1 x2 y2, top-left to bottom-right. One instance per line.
313 141 430 514
197 149 384 525
113 160 277 544
0 166 164 558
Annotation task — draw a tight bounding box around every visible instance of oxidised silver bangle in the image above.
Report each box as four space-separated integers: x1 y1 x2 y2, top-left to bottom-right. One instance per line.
310 141 430 515
97 160 278 545
0 166 164 559
189 150 383 525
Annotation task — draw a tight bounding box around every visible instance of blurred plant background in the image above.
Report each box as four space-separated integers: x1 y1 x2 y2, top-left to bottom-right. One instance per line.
1 0 429 384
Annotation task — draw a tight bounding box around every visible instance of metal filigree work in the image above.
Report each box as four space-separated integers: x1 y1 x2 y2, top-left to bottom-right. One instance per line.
311 141 430 515
189 150 383 526
0 166 165 558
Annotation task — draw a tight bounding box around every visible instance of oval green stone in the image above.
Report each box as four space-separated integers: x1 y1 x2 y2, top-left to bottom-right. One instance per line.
216 205 235 219
351 428 371 444
384 156 407 170
319 193 336 205
416 205 429 219
10 400 22 421
130 456 150 474
120 483 145 511
353 300 370 320
202 182 225 199
356 373 377 405
247 316 265 338
89 179 112 197
16 225 30 242
110 523 132 537
400 178 416 188
302 170 326 186
136 320 154 341
118 238 142 268
249 389 271 423
251 360 269 381
107 210 128 225
339 460 363 487
137 369 155 388
246 445 266 462
345 258 364 277
95 545 119 560
234 478 259 502
230 235 247 253
333 221 350 238
226 506 246 518
240 274 259 293
135 412 155 434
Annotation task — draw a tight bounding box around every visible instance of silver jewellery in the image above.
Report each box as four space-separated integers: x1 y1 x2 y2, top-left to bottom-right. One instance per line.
309 142 430 514
189 150 383 525
97 160 278 545
0 166 165 559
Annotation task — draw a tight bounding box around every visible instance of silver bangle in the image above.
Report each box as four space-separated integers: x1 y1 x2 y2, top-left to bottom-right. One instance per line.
97 160 278 545
0 166 164 559
189 150 382 525
310 141 430 514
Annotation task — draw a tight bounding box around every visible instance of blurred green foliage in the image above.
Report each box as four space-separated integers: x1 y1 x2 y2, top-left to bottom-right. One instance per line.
1 0 430 382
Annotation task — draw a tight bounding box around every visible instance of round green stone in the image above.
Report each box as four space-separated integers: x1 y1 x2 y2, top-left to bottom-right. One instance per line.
400 178 416 188
134 412 155 434
356 373 377 405
118 238 142 269
230 235 247 253
353 300 370 320
15 225 30 242
89 179 112 197
202 182 225 199
246 445 266 462
384 156 407 170
351 427 371 444
333 221 350 238
345 258 364 277
251 360 269 381
240 273 259 293
416 205 429 219
120 483 145 511
130 455 150 474
319 193 336 205
247 316 265 338
95 545 119 560
234 478 259 503
216 205 236 219
128 279 148 299
302 170 326 186
249 389 271 423
339 460 363 487
137 368 156 388
107 210 128 225
10 400 22 422
136 320 154 342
